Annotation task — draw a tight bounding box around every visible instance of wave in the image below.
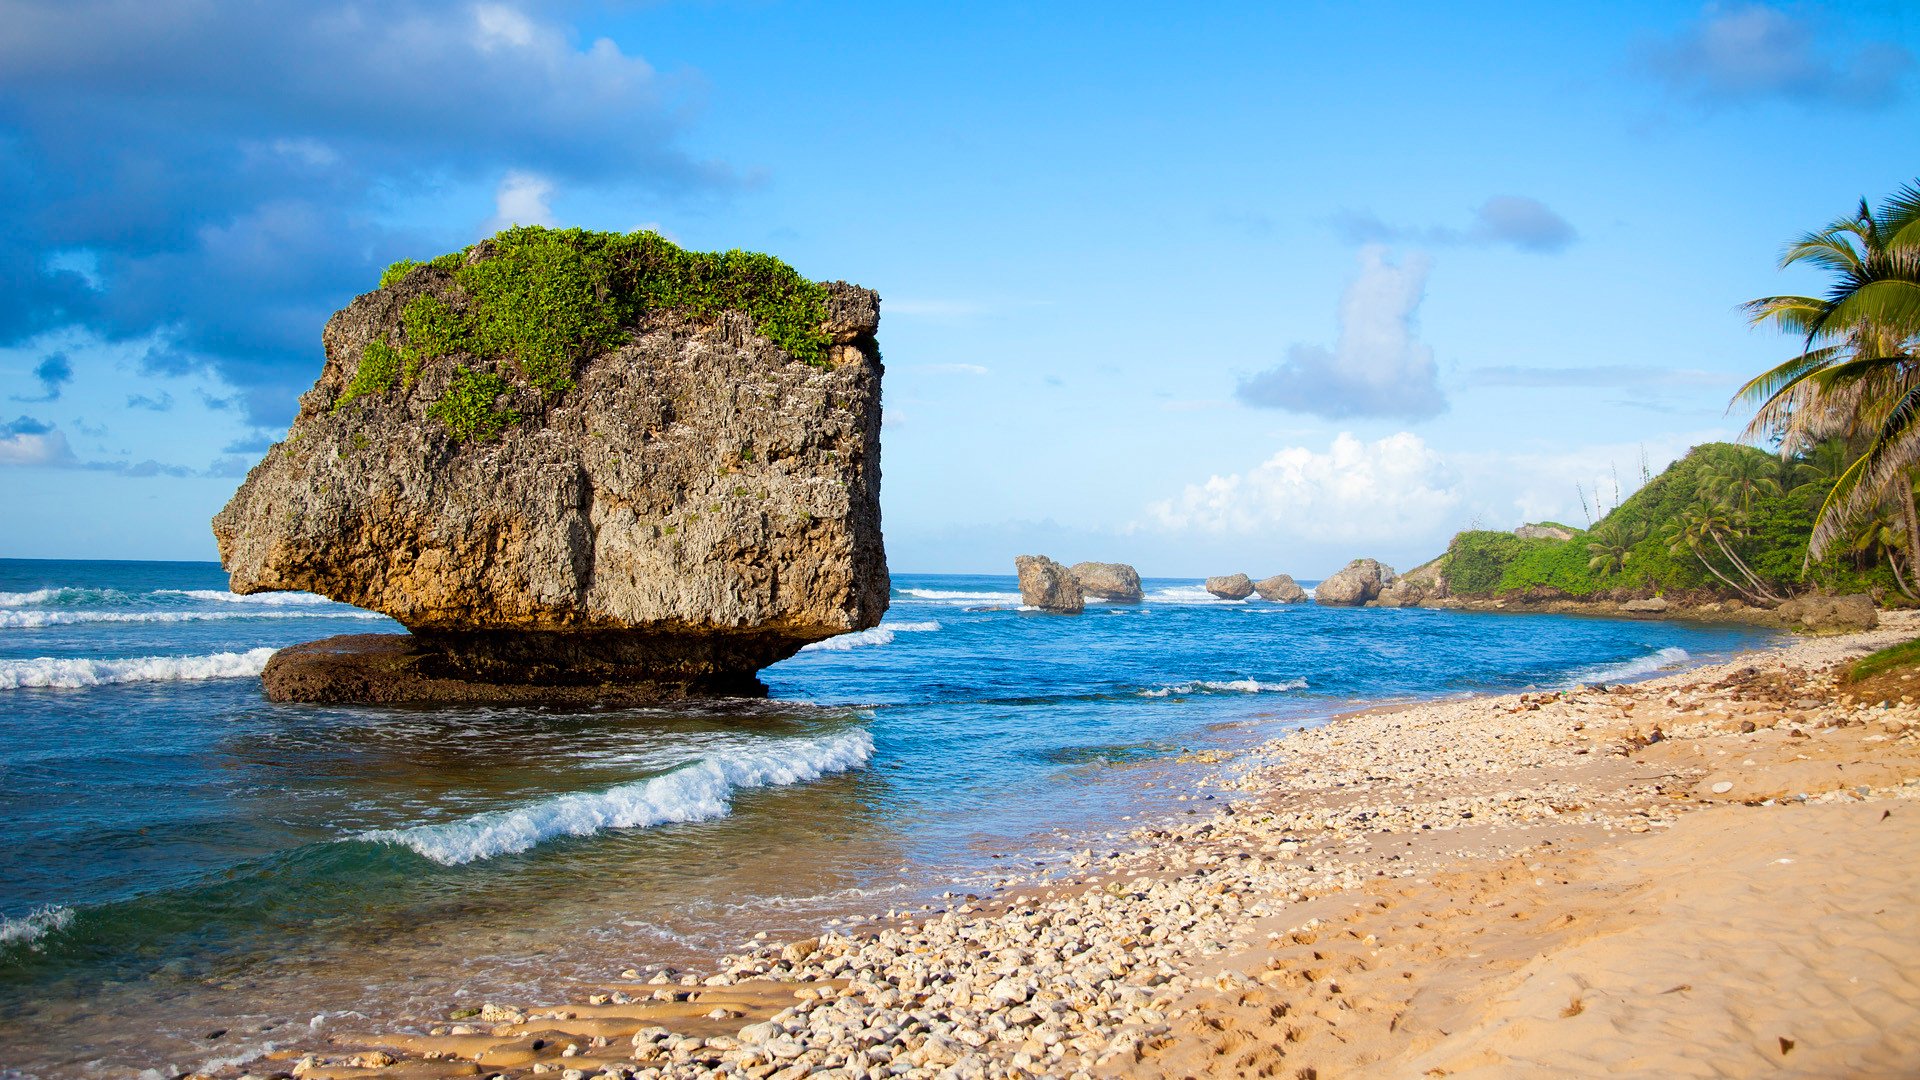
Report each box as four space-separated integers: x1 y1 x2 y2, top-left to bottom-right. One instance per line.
0 648 278 690
0 610 383 628
154 589 338 606
1574 646 1691 685
798 621 941 652
0 587 129 607
1145 585 1247 604
1140 677 1307 698
361 730 875 864
898 588 1022 603
0 905 74 949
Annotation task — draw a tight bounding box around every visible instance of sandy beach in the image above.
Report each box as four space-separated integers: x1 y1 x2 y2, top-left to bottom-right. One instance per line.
236 613 1920 1080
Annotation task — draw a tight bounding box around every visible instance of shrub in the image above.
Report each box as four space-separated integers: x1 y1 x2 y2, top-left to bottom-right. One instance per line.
428 367 520 441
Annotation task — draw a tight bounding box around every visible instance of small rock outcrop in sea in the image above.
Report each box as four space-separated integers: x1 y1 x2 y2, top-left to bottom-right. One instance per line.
1621 597 1671 614
1514 522 1578 542
1205 574 1254 600
1069 562 1144 603
1372 578 1427 608
1254 574 1308 603
1776 594 1878 634
1315 559 1395 606
1015 555 1085 613
214 227 888 703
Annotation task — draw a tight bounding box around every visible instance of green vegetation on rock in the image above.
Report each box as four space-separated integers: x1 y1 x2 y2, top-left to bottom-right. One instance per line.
336 340 403 408
427 366 520 442
340 226 833 438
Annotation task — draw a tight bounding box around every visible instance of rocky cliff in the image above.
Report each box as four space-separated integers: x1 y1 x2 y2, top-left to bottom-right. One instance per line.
214 227 888 702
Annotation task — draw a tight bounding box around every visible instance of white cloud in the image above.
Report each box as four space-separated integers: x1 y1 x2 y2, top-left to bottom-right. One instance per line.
487 170 556 232
471 4 538 52
1643 3 1911 107
1235 247 1446 420
1141 432 1459 542
0 420 74 466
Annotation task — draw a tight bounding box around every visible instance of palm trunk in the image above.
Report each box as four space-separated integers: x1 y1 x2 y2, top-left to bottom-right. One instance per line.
1890 551 1919 601
1709 531 1781 602
1902 476 1920 586
1693 550 1765 604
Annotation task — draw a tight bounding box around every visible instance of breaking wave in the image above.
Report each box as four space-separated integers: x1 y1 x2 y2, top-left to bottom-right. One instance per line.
0 610 383 628
0 587 129 607
799 621 942 652
0 905 74 952
361 729 876 864
1140 677 1307 698
1145 586 1248 604
898 588 1022 604
1574 646 1691 685
154 589 337 606
0 648 279 690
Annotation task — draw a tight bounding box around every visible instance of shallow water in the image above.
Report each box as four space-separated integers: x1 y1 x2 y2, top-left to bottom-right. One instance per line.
0 560 1773 1077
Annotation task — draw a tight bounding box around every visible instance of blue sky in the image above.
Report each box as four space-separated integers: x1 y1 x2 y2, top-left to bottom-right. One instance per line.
0 1 1915 576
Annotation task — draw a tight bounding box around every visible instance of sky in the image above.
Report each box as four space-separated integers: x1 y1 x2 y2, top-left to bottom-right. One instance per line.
0 0 1916 576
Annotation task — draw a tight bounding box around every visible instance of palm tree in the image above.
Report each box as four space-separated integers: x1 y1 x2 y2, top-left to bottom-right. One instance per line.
1733 181 1920 566
1586 520 1646 577
1787 438 1855 507
1663 500 1783 604
1701 453 1782 520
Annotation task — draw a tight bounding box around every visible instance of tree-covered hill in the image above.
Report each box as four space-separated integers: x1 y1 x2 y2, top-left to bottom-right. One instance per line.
1436 442 1902 603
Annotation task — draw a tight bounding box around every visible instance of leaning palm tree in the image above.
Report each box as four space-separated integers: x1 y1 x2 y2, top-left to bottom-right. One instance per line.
1664 500 1783 604
1732 181 1920 564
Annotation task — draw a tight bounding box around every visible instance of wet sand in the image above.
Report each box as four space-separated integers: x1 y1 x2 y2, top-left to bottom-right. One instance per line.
235 613 1920 1079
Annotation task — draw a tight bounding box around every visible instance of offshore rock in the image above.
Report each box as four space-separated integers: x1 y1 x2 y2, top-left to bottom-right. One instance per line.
1015 555 1084 614
1069 561 1143 603
1316 559 1395 607
1205 574 1254 600
216 266 887 703
1253 574 1309 603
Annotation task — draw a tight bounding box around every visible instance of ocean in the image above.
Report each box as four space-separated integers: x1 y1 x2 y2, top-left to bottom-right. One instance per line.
0 558 1772 1078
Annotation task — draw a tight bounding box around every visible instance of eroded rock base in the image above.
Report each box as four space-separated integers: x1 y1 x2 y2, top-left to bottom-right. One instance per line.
262 634 772 705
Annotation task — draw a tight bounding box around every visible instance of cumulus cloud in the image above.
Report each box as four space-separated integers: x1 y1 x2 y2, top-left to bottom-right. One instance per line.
1142 432 1459 542
1641 3 1911 107
1335 196 1576 253
1236 247 1446 420
0 415 75 466
0 0 721 426
126 392 173 412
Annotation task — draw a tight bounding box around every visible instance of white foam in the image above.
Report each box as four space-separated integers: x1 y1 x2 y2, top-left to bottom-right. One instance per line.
1575 646 1691 685
0 610 383 628
0 905 74 948
798 621 941 652
1140 677 1307 698
363 730 875 864
0 647 279 689
899 588 1022 603
0 587 124 607
1146 585 1247 604
156 589 337 605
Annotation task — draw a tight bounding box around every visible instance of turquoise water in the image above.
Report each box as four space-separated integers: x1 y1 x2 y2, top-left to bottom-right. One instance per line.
0 559 1772 1077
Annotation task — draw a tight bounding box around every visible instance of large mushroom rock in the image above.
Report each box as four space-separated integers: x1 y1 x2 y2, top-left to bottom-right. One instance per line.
1069 561 1143 603
214 226 889 703
1015 555 1085 614
1205 573 1254 600
1254 574 1309 603
1314 559 1396 607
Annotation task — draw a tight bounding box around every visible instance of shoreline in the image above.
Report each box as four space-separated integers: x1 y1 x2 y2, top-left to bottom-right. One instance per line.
225 613 1920 1080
